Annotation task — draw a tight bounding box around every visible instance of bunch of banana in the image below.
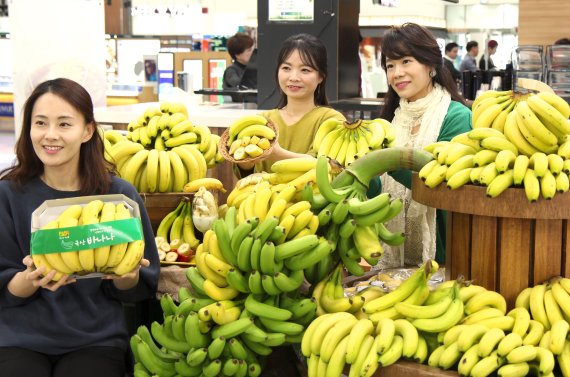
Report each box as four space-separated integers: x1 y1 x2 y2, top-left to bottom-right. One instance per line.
132 290 270 377
125 103 221 168
420 127 570 201
155 199 200 250
32 200 144 278
312 117 396 167
192 206 331 298
514 277 570 346
266 156 318 190
301 311 428 377
358 260 441 325
305 154 406 275
225 114 275 160
105 138 210 193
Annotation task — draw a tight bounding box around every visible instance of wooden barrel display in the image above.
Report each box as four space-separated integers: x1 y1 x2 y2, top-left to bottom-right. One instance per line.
411 173 570 309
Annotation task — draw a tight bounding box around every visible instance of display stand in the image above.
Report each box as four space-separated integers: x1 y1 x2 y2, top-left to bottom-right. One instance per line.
411 173 570 308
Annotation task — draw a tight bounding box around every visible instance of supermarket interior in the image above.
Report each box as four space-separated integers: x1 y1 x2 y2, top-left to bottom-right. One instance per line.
2 1 570 377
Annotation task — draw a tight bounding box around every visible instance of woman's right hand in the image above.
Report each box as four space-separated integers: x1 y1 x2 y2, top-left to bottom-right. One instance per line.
22 255 76 292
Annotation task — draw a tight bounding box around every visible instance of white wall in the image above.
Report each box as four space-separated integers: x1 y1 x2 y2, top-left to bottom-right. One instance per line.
360 0 446 28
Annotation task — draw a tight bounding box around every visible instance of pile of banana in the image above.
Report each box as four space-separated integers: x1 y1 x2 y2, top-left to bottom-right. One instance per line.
225 114 276 160
419 89 570 200
265 157 318 190
131 291 270 377
301 311 428 377
155 199 200 251
102 103 223 193
312 117 396 167
32 200 144 278
126 102 222 168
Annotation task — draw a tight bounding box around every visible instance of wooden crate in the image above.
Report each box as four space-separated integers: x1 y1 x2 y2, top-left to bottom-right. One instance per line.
412 173 570 309
139 192 193 233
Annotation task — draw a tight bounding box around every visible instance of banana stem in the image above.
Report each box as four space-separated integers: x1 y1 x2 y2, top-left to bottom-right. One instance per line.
332 147 434 189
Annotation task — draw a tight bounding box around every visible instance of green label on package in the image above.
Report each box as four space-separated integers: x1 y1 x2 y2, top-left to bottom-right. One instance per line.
30 218 143 255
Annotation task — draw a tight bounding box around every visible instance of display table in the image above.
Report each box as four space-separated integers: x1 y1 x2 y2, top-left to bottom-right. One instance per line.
375 361 458 376
411 173 570 308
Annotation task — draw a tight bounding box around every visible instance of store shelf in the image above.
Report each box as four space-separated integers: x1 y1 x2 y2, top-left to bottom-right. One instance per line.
139 192 192 232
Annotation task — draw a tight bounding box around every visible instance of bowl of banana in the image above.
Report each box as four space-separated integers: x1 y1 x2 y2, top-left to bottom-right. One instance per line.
219 115 278 164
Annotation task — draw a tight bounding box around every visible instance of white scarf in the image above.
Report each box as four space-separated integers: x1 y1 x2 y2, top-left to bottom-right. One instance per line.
379 84 451 269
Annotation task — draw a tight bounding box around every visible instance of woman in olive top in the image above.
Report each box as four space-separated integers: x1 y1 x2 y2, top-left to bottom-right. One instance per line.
377 23 472 269
235 33 346 178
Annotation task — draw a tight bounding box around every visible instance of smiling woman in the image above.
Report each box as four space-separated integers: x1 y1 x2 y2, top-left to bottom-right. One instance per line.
375 23 472 270
0 78 159 377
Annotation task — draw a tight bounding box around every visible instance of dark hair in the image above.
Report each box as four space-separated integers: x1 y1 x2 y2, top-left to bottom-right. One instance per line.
275 33 329 108
466 41 479 52
227 33 254 61
1 78 114 194
379 23 465 121
445 42 459 53
555 38 570 45
488 40 498 49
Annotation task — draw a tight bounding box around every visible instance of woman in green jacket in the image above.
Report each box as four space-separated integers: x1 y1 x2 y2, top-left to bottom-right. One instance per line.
377 23 472 269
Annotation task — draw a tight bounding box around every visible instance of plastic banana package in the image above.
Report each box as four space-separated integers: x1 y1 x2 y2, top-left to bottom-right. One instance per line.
30 194 145 280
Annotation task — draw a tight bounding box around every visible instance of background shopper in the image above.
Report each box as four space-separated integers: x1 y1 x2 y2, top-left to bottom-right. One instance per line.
479 39 498 70
443 42 461 82
378 23 472 268
459 40 479 72
223 32 256 91
0 78 159 377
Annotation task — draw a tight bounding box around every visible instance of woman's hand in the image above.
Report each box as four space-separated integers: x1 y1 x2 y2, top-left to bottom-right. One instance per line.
103 258 150 290
22 255 76 292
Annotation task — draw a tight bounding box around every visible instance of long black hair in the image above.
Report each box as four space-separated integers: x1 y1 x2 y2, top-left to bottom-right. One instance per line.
275 33 330 108
380 23 465 121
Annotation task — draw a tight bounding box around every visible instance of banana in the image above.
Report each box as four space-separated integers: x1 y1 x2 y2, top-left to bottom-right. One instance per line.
344 318 374 364
470 350 503 377
522 319 544 346
497 362 529 377
457 344 481 376
236 123 276 141
506 344 537 363
497 332 524 357
474 99 512 129
412 294 463 333
307 312 355 357
535 346 556 375
540 169 557 199
438 341 462 370
179 144 208 178
558 339 570 377
517 100 559 146
515 109 558 154
451 132 482 151
504 110 540 157
113 239 145 275
183 177 225 193
157 150 171 193
424 163 448 188
507 307 531 338
523 169 540 202
481 136 520 155
491 101 515 132
418 159 439 181
464 289 507 315
133 336 177 376
456 324 489 352
319 316 358 363
530 152 549 178
468 127 507 140
486 169 514 198
512 154 530 186
556 171 570 192
378 334 404 367
477 327 505 357
526 95 570 134
203 279 239 301
551 281 570 319
549 319 569 355
446 153 475 180
537 91 570 118
529 283 551 330
428 344 447 368
444 143 477 166
313 118 343 149
495 149 517 173
245 293 292 321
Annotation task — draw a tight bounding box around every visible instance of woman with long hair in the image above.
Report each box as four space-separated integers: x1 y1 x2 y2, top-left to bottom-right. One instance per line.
0 78 159 377
235 33 346 177
378 23 472 268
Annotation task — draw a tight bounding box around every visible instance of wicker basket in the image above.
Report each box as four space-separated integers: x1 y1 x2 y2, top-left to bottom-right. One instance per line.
218 120 279 164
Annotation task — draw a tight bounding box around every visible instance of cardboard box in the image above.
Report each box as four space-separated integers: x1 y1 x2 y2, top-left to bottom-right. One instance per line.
31 194 144 278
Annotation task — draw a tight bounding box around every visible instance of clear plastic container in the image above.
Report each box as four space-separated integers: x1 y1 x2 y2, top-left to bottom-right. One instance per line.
512 45 544 71
546 45 570 70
